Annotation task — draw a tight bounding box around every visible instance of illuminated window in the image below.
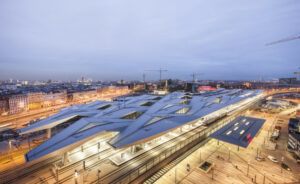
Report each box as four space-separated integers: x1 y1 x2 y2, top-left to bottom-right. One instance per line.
226 131 232 135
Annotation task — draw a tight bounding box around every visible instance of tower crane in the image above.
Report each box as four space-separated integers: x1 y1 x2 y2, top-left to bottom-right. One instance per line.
266 34 300 46
190 73 203 93
191 73 203 83
145 68 168 89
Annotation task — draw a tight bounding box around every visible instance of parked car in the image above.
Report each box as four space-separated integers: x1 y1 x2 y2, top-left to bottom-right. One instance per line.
281 163 291 171
268 155 278 163
255 156 265 162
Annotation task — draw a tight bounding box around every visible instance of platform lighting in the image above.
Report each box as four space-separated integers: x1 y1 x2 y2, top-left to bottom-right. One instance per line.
74 170 78 178
247 160 251 176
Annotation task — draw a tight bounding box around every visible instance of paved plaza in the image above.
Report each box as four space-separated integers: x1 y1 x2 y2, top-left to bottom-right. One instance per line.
155 111 300 184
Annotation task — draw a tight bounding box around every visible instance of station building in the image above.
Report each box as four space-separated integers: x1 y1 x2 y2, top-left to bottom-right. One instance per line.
18 89 263 165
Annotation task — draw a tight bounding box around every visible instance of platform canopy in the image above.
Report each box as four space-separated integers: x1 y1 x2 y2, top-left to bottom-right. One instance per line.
19 89 263 162
210 116 265 148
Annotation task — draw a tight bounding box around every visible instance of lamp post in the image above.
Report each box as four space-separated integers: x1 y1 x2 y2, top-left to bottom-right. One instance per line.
211 168 214 180
98 142 101 160
228 147 231 161
83 160 86 170
54 164 58 182
247 160 250 177
74 170 78 184
281 156 284 173
263 171 266 184
8 140 12 160
175 168 177 184
97 169 101 184
199 150 202 163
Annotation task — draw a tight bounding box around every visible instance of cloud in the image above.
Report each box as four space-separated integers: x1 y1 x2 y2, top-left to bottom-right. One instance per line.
0 0 300 80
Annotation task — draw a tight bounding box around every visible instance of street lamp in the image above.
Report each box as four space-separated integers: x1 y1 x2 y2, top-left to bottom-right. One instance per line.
175 168 177 184
97 169 101 184
247 160 250 176
54 164 59 182
263 171 266 184
8 140 13 160
199 150 202 163
281 156 284 173
228 147 231 161
98 142 101 160
211 163 215 180
74 170 78 184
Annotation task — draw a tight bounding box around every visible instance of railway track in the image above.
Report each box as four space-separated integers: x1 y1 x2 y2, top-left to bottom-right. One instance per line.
91 126 208 184
54 125 206 184
94 113 240 184
1 136 113 184
0 156 61 184
1 98 259 184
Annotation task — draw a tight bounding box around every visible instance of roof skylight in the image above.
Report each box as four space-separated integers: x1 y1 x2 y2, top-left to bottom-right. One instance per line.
140 101 154 106
98 104 112 110
144 116 168 127
121 111 144 119
175 107 190 114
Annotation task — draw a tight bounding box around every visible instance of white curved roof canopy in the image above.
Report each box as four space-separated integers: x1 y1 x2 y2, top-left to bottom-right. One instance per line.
21 89 263 162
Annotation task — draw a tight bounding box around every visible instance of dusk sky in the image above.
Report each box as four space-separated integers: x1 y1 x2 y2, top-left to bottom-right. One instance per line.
0 1 300 81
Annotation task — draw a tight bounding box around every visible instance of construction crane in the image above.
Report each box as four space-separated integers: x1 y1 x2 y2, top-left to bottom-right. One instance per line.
266 34 300 46
191 73 203 83
145 68 168 89
190 73 203 93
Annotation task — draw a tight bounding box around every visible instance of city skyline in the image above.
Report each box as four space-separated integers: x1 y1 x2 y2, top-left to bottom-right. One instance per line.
0 1 300 81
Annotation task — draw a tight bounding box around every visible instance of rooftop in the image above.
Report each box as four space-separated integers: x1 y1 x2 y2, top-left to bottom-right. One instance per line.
19 89 263 162
210 116 265 148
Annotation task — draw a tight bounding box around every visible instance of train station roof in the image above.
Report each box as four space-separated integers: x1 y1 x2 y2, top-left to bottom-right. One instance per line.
20 89 263 162
210 116 265 148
